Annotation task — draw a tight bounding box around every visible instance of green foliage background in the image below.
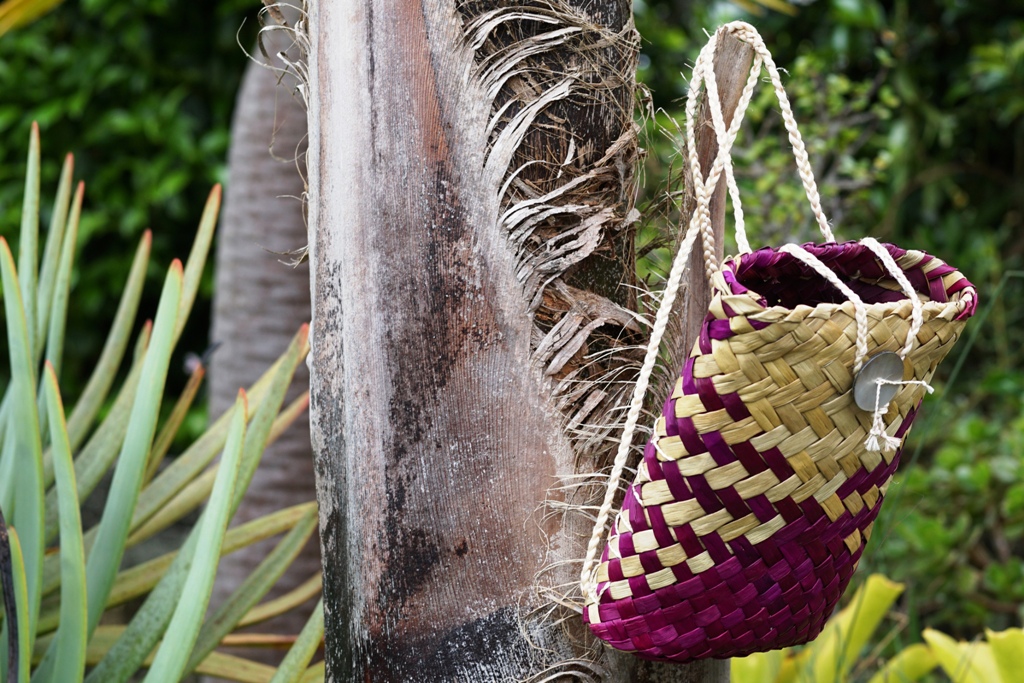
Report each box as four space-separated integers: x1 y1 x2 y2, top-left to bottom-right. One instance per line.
0 0 258 398
637 0 1024 650
2 0 1024 669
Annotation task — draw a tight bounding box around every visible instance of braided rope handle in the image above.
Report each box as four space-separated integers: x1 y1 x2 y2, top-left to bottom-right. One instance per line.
579 22 916 601
580 21 839 602
689 21 837 277
860 237 924 359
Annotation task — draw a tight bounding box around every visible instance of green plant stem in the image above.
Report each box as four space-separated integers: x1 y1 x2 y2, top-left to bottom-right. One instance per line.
269 600 324 683
84 261 182 638
142 391 247 683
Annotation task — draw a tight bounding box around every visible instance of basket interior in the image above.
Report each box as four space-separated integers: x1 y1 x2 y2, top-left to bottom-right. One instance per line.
733 244 936 310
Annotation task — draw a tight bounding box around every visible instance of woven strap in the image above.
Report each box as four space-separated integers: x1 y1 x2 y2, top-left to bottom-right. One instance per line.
688 21 837 275
579 21 921 601
858 237 930 449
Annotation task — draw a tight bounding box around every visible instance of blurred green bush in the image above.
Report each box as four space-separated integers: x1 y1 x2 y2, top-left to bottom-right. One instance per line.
0 0 257 399
636 0 1024 641
2 0 1022 652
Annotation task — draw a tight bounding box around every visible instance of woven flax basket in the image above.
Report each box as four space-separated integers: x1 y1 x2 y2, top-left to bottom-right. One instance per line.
580 21 979 663
583 243 976 661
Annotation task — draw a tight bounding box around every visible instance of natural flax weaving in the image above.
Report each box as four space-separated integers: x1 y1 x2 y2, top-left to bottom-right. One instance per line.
580 21 978 662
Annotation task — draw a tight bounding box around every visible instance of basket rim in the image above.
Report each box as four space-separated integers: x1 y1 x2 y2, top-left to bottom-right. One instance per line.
718 241 977 323
741 293 974 321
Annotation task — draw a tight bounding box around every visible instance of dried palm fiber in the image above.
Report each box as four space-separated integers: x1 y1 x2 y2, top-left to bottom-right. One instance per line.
579 21 978 662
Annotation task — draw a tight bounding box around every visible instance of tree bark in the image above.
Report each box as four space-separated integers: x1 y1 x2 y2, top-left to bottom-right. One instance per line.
307 0 751 679
306 0 638 677
207 10 316 666
307 1 576 677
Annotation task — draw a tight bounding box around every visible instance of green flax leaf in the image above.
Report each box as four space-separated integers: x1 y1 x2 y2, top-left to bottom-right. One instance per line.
17 123 39 361
188 505 318 673
84 325 308 683
172 185 220 345
42 332 146 548
34 153 73 357
32 366 87 683
84 260 181 637
41 180 82 378
142 390 247 683
64 230 151 452
0 238 45 657
2 526 30 683
269 599 325 683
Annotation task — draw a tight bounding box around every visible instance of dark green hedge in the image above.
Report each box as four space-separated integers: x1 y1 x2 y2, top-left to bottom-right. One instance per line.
637 0 1024 639
0 0 258 396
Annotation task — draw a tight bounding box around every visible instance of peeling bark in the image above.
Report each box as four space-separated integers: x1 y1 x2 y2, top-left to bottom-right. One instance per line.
306 0 752 679
306 0 642 676
461 0 645 469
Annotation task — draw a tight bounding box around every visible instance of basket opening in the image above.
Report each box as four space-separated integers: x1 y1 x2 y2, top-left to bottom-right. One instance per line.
737 273 913 309
734 244 928 309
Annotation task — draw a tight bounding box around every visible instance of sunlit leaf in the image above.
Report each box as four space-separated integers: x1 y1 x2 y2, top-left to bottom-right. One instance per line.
922 629 998 683
867 643 937 683
269 600 324 683
732 649 785 683
84 260 182 637
985 628 1024 683
793 575 904 683
142 390 247 683
0 0 63 36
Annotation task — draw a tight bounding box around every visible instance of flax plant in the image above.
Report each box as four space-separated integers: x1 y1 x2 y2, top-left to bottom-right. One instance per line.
0 126 323 683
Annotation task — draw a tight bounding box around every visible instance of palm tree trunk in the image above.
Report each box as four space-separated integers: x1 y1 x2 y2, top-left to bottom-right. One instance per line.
305 0 637 678
304 0 751 679
207 13 317 663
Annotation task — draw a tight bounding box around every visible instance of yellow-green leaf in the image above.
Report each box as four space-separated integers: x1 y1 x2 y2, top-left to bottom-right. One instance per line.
922 628 999 683
0 0 63 36
985 628 1024 683
794 574 904 683
732 649 785 683
867 643 937 683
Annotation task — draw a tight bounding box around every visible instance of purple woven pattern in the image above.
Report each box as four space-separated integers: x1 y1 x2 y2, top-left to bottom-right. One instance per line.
585 242 977 662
